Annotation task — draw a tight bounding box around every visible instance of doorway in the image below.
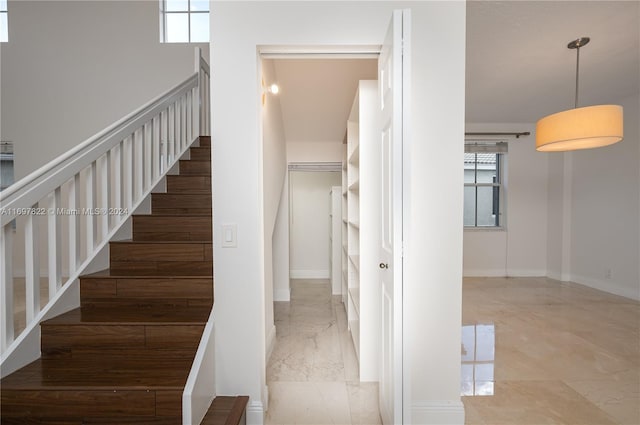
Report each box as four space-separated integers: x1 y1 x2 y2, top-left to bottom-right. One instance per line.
262 56 381 424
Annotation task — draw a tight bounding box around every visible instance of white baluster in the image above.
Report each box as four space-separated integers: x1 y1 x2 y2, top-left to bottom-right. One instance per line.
186 91 193 145
0 224 14 351
168 105 175 164
152 116 160 180
68 173 81 273
134 128 143 203
192 87 199 139
144 122 152 191
48 188 62 294
162 110 168 173
99 153 110 237
24 206 40 322
85 163 95 255
113 143 123 225
123 135 133 209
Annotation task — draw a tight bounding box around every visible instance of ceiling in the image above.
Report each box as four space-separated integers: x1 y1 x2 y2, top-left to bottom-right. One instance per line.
270 1 639 143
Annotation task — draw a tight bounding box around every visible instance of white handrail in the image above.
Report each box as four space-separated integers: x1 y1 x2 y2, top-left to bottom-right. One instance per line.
0 47 210 359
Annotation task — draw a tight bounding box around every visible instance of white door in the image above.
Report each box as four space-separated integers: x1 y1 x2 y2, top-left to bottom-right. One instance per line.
378 9 409 425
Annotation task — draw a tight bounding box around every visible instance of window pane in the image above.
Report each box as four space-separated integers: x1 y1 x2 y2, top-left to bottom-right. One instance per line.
0 13 7 43
464 186 476 226
190 12 209 42
166 13 189 42
476 153 497 183
0 0 7 12
166 0 188 11
191 0 209 12
476 186 497 226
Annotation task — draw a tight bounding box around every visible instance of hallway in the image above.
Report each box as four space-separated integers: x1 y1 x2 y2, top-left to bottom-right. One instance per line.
266 279 382 425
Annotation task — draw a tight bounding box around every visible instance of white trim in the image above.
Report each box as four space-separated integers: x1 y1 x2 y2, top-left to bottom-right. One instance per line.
246 400 265 425
567 274 640 301
289 269 329 279
265 324 277 362
463 269 507 277
411 400 466 425
259 44 380 59
273 288 290 302
505 269 547 277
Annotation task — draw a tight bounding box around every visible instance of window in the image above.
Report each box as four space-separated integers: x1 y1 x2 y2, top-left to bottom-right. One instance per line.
160 0 209 43
0 0 8 43
464 142 506 228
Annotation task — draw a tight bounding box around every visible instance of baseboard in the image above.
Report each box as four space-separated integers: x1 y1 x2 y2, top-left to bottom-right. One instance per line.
462 269 506 277
411 400 465 424
289 269 329 279
505 269 546 277
274 288 290 302
266 324 277 362
568 274 640 301
246 400 265 425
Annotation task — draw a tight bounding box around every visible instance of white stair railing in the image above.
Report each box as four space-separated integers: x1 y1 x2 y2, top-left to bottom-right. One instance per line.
0 47 210 365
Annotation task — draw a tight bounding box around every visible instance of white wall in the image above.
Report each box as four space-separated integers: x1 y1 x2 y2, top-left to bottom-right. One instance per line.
1 0 208 181
261 59 287 361
289 171 341 279
463 123 548 277
211 2 465 423
287 141 345 163
564 93 639 300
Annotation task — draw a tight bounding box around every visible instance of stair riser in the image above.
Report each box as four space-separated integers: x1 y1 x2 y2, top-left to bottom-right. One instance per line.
198 136 211 148
81 277 213 306
1 389 180 419
152 193 211 210
110 261 213 275
41 324 205 357
179 160 211 175
110 242 211 263
133 216 212 241
166 176 210 193
189 147 211 161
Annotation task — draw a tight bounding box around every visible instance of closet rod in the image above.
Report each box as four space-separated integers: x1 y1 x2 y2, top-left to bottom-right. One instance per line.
465 131 531 138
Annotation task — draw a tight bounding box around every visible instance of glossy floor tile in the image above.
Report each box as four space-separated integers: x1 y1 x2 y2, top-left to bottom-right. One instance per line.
462 277 640 425
266 279 382 425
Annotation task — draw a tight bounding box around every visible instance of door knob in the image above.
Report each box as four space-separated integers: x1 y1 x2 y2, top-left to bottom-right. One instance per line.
379 263 389 269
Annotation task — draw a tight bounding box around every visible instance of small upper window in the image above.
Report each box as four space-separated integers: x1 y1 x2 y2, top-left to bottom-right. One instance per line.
160 0 209 43
1 0 8 43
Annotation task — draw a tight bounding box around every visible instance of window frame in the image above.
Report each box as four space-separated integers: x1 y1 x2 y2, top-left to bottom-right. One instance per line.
0 0 8 43
160 0 209 43
464 141 507 230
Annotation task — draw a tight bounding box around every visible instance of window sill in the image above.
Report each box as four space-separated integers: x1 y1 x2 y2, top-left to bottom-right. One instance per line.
464 226 506 232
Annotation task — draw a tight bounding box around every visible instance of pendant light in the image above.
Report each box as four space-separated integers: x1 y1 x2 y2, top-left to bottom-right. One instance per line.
536 37 624 152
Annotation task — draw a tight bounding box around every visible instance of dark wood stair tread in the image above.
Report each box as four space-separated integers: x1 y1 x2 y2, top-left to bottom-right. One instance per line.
82 269 212 279
1 358 191 390
42 307 210 325
201 396 250 425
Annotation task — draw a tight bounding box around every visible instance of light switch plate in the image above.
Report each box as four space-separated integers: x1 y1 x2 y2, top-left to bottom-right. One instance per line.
221 224 237 248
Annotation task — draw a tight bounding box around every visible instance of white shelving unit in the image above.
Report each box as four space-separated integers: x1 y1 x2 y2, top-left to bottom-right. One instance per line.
341 160 349 305
329 186 342 295
344 80 380 381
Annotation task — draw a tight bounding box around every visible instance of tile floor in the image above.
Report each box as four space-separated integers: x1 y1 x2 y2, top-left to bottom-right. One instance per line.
267 277 639 425
266 279 382 425
462 276 640 425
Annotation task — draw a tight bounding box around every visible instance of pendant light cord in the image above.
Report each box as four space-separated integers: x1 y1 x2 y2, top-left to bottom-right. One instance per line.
574 45 580 108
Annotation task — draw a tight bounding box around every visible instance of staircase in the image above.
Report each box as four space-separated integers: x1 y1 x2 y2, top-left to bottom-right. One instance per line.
1 136 245 424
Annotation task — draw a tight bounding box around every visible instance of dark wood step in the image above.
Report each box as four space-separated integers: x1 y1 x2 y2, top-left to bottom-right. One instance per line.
198 136 211 148
133 215 212 241
81 271 213 309
179 160 211 175
152 193 212 215
167 175 210 193
110 240 212 264
190 146 211 161
40 307 209 358
1 359 185 420
201 396 250 425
